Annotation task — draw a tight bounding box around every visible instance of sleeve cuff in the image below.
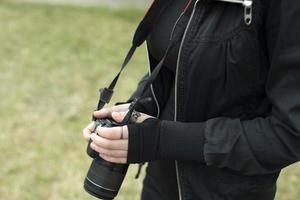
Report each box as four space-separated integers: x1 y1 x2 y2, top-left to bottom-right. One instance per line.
127 119 206 163
127 118 161 163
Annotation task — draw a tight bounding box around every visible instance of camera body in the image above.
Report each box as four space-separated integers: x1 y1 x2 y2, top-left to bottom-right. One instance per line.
84 118 129 200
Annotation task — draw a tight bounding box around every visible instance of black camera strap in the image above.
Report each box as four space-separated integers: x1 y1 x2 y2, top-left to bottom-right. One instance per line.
95 0 195 123
96 0 173 112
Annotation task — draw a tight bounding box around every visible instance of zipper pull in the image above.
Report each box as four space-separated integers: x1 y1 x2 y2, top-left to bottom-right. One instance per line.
243 0 253 25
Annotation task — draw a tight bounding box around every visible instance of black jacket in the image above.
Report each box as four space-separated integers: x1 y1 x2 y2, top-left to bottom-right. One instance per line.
128 0 300 199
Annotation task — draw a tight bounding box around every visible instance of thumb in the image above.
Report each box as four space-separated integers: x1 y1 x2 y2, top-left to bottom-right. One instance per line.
111 111 128 123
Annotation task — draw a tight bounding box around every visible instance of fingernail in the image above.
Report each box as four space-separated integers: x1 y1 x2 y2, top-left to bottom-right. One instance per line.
90 142 94 148
112 112 118 117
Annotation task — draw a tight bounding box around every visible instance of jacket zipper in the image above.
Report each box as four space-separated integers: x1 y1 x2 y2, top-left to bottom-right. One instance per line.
216 0 253 25
174 1 200 200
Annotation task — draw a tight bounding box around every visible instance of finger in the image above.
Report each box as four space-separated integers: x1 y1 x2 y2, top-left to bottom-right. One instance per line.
93 108 111 119
111 111 128 123
100 153 127 164
96 126 128 140
82 121 96 141
90 133 128 151
90 142 127 158
93 104 129 119
112 111 154 124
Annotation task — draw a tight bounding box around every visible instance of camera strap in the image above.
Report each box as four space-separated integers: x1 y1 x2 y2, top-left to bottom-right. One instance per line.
95 0 173 111
95 0 194 122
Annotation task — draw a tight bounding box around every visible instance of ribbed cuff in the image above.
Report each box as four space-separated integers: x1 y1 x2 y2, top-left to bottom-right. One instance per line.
127 119 206 163
127 118 161 163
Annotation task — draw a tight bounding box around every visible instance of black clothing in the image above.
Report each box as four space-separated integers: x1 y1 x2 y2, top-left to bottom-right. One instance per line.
141 161 178 200
131 0 186 198
128 0 300 199
141 81 178 200
147 0 187 71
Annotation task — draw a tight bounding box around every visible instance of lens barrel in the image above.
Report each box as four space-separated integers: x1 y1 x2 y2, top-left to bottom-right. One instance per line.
84 157 128 199
84 119 128 200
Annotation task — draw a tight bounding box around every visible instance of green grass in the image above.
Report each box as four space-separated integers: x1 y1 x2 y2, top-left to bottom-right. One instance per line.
0 1 299 200
0 2 147 200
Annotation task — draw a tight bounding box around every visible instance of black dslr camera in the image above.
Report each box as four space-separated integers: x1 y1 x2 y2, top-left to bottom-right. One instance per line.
84 118 129 200
84 91 139 200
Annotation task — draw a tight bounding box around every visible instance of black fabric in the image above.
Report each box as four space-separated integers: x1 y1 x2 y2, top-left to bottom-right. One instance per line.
133 53 173 116
141 162 178 200
95 0 174 111
200 0 300 175
142 79 178 200
127 118 162 163
129 73 158 116
147 0 188 72
127 117 206 163
160 121 205 161
128 80 205 200
131 0 300 199
125 0 300 199
129 0 192 199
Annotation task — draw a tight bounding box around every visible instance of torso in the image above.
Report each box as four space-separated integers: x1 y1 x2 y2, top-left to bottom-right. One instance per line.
142 1 190 199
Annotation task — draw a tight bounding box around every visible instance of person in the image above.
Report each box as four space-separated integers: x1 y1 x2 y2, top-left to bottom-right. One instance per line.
82 0 300 199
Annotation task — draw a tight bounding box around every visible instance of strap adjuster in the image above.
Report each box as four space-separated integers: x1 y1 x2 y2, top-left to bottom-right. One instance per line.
99 88 114 104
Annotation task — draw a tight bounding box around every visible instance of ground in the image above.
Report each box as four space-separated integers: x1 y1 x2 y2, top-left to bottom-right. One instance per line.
0 1 299 200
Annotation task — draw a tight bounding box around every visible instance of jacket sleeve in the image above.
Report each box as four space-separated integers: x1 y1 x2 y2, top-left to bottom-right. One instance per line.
203 0 300 175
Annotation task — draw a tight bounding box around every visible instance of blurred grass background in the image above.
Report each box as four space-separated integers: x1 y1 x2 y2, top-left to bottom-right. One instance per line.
0 1 299 200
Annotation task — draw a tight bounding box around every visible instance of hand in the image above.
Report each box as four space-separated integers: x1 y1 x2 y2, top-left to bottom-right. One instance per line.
89 110 154 164
82 103 130 141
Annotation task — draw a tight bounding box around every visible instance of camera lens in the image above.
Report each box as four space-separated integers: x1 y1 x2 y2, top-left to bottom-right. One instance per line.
84 157 129 199
84 118 129 199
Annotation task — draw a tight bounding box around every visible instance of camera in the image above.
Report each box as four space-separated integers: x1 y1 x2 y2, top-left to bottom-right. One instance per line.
84 118 129 200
